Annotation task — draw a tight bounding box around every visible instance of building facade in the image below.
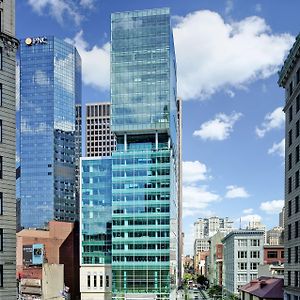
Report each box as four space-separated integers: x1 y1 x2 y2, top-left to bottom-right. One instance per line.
110 8 179 299
278 34 300 300
18 36 81 228
80 158 112 300
75 104 82 216
266 226 284 246
85 102 116 157
222 230 264 296
0 1 19 299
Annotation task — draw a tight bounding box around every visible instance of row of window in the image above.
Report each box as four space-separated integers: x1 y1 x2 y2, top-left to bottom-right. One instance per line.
87 274 110 289
287 270 300 288
238 262 259 270
288 196 300 216
288 145 300 171
86 105 110 118
287 221 299 240
112 255 169 262
267 250 284 259
237 239 261 247
287 172 300 193
287 246 300 263
287 69 300 98
237 251 260 259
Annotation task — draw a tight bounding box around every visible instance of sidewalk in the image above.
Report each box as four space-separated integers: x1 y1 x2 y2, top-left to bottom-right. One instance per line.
200 289 211 300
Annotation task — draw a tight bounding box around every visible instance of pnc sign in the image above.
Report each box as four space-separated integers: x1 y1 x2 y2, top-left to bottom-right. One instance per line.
25 37 48 46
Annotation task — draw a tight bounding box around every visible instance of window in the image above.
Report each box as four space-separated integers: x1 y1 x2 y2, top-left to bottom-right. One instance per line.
296 146 300 163
296 221 299 238
0 265 2 287
288 247 291 263
267 251 278 258
0 84 2 107
296 196 299 213
297 69 300 84
237 274 247 282
0 192 2 215
289 129 293 146
289 106 293 122
0 47 2 70
0 119 2 143
238 251 247 258
289 200 292 217
295 246 299 263
297 120 300 137
238 262 247 270
99 275 103 287
296 171 299 188
289 153 293 170
298 96 300 113
250 239 260 246
289 177 292 193
295 271 299 287
290 81 294 96
251 251 260 258
250 262 258 270
94 275 97 287
288 224 292 240
106 275 109 288
0 229 2 251
87 275 91 288
0 156 2 179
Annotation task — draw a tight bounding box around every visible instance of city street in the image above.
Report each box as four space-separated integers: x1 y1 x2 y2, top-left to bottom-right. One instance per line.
176 289 207 300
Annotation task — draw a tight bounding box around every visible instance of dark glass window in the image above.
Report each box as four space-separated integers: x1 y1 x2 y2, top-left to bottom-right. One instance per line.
297 69 300 84
296 146 300 163
0 84 2 107
297 96 300 113
267 251 278 258
290 81 294 96
289 200 292 216
296 221 299 238
295 271 299 287
87 275 91 288
289 130 293 146
289 106 293 122
295 246 299 263
289 177 292 193
106 275 109 288
296 171 299 188
297 120 300 137
289 153 292 170
296 196 299 213
288 224 292 240
0 265 3 287
94 275 97 287
100 275 103 287
0 229 2 251
0 47 2 70
0 192 2 215
288 248 291 263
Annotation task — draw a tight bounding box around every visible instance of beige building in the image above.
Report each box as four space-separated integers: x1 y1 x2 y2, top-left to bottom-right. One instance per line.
85 102 116 157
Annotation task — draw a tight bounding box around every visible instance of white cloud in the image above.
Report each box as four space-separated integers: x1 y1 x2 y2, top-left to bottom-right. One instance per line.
225 89 235 98
27 0 83 25
255 4 262 13
225 185 250 198
260 200 284 215
193 112 242 141
243 208 254 214
80 0 94 9
173 10 294 100
256 107 284 138
236 214 262 228
183 161 208 184
268 138 285 158
225 0 234 15
183 185 220 217
65 31 110 91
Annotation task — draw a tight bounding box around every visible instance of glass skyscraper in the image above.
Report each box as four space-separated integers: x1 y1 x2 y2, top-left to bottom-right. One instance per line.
111 8 179 299
80 158 112 300
18 36 81 229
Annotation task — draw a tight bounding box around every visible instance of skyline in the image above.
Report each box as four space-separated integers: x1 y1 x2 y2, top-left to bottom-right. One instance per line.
15 0 298 255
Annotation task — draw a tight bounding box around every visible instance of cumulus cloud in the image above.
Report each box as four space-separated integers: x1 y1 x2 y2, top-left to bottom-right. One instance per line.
80 0 94 9
243 208 254 214
193 112 242 141
183 185 220 217
225 185 250 198
260 200 284 215
183 161 208 184
27 0 85 25
65 31 110 91
268 138 285 158
256 107 284 138
173 10 294 100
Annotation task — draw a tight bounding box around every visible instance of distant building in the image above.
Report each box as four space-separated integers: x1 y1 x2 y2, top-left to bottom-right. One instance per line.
194 251 209 275
266 226 284 245
85 102 116 157
278 33 300 300
279 206 285 228
222 230 264 296
239 277 284 300
16 221 80 299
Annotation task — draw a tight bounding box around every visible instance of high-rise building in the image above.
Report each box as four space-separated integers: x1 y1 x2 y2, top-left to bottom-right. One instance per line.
75 104 82 216
266 226 284 245
222 230 264 296
85 102 116 157
80 158 112 300
18 36 81 229
110 8 180 299
0 1 19 298
278 34 300 300
279 206 285 228
194 217 234 239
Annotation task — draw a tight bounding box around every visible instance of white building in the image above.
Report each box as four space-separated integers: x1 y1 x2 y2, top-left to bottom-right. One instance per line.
222 230 264 296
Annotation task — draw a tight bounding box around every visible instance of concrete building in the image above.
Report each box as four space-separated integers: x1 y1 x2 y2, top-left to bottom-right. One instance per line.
194 251 209 275
16 220 80 299
222 230 264 296
18 36 82 228
85 102 116 157
194 217 233 239
266 226 284 246
279 206 285 228
0 1 19 299
111 8 180 299
80 158 112 300
278 33 300 299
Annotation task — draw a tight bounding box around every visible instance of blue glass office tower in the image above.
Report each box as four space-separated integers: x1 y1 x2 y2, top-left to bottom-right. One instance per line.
18 36 82 229
111 8 179 299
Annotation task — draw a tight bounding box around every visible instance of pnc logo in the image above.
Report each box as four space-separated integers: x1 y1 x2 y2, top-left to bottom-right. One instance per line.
25 37 48 46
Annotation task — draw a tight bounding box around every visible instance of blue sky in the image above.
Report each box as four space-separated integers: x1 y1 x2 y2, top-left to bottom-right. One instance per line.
16 0 299 255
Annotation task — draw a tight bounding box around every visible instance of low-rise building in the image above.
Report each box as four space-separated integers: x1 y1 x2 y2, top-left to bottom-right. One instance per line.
263 245 284 265
194 251 209 275
239 277 283 300
222 230 264 296
266 226 284 246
